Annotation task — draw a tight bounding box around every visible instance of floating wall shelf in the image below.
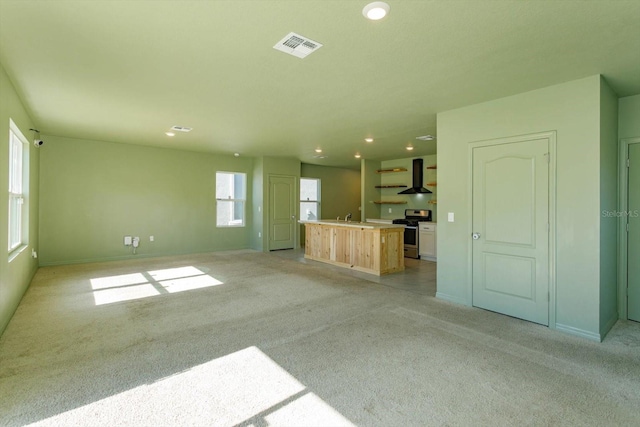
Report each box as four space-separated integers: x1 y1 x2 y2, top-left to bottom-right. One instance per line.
376 168 407 173
373 201 408 204
375 185 408 188
426 165 437 169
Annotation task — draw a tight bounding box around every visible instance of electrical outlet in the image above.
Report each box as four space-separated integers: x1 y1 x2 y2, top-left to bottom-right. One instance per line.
150 235 154 242
388 208 392 213
258 232 262 238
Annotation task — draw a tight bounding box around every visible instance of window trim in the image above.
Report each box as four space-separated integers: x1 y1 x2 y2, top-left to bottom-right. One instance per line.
215 171 246 228
8 119 29 257
300 177 321 221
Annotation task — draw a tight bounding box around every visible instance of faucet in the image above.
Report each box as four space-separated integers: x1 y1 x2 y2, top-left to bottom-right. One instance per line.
345 213 352 222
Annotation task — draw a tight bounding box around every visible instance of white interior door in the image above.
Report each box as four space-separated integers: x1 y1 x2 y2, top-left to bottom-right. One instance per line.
269 175 296 251
628 143 640 322
472 137 550 326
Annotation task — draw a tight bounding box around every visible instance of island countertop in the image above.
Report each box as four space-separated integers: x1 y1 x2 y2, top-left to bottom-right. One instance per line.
298 219 404 229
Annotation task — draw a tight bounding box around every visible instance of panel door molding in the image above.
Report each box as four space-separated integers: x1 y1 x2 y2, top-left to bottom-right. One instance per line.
269 174 296 251
620 137 640 321
468 131 556 327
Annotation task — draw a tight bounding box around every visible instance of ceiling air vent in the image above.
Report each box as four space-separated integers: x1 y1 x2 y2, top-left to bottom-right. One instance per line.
171 125 192 132
273 32 323 59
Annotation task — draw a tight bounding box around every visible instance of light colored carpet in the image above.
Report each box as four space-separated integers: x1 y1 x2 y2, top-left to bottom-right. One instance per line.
1 250 639 426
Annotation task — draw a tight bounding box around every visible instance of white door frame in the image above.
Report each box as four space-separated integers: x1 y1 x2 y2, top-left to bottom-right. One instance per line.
618 137 640 320
467 131 557 328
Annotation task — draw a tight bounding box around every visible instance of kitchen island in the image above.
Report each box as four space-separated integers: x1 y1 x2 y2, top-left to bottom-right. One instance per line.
300 220 405 275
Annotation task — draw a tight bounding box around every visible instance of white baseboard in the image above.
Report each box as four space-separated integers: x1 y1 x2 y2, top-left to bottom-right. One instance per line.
435 292 470 306
555 323 602 342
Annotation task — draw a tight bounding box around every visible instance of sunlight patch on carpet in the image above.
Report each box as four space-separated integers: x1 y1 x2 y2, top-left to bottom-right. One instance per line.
27 346 354 427
90 266 224 305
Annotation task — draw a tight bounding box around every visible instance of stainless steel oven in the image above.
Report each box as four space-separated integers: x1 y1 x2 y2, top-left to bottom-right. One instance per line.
402 225 419 258
392 209 432 259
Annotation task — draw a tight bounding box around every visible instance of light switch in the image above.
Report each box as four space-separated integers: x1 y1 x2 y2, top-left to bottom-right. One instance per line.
124 235 132 246
448 212 455 222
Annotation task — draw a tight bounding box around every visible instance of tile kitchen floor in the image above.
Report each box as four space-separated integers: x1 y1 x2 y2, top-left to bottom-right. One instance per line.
270 248 437 296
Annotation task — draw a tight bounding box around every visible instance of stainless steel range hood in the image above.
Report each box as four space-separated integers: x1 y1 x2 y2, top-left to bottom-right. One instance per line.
398 158 432 194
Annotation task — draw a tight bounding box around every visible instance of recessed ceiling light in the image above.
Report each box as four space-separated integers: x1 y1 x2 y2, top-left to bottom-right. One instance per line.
315 148 322 153
365 138 374 143
406 146 414 151
416 135 436 141
355 153 362 159
234 153 240 157
363 2 390 20
165 132 175 137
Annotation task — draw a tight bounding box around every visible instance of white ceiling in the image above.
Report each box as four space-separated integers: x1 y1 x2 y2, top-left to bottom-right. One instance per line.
1 0 639 168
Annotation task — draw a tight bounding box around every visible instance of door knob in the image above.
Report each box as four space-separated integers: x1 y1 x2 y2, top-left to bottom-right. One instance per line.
472 232 481 240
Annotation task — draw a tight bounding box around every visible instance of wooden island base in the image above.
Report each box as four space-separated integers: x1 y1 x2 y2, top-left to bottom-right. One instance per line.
302 221 404 276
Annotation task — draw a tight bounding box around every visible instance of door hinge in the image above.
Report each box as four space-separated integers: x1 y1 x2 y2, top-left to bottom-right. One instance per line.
544 153 550 164
547 292 550 302
627 158 630 168
547 223 550 232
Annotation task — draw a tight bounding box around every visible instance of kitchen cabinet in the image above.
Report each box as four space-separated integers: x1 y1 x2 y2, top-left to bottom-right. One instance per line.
302 221 404 275
419 223 437 261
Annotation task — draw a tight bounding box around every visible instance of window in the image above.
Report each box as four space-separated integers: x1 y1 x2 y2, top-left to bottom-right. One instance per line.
8 119 28 253
216 172 246 227
300 178 320 220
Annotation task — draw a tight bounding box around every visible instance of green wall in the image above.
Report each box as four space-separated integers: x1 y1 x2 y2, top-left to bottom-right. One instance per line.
301 163 361 221
619 94 640 139
599 77 619 336
39 136 253 265
360 159 381 220
436 75 612 341
378 155 438 221
251 156 264 251
0 64 40 336
299 163 361 245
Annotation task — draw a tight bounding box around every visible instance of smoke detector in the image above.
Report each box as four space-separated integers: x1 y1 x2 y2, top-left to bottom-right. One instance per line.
273 32 323 59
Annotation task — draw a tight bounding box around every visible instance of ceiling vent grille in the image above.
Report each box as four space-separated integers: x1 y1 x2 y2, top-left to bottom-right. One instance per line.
170 125 192 132
273 32 323 59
